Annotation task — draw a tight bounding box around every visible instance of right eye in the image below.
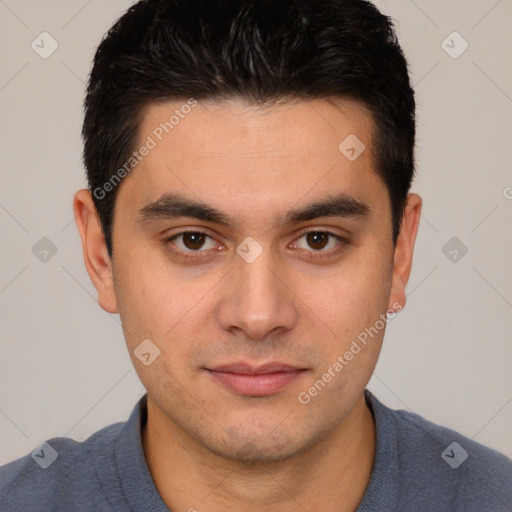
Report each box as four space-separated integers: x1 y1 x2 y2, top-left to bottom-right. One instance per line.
167 230 219 252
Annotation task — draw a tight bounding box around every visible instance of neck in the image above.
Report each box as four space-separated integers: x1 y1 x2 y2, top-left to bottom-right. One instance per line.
142 394 376 512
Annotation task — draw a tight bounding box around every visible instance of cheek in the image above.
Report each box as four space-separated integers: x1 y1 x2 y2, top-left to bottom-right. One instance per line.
296 247 393 342
295 256 390 407
113 252 174 350
113 251 219 360
114 264 200 392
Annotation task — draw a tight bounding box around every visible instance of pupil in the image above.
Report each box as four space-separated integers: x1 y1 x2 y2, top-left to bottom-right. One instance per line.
307 232 328 250
184 232 205 250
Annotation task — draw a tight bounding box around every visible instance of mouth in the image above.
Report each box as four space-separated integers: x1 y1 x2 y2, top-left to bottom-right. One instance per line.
204 362 309 396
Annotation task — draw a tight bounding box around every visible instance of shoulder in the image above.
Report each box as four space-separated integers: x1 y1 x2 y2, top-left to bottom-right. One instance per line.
370 393 512 510
0 421 124 511
394 405 512 474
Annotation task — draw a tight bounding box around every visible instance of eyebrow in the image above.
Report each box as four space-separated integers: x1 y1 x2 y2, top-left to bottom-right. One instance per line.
137 192 370 228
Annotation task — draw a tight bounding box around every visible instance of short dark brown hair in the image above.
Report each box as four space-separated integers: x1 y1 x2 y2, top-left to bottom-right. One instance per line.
82 0 415 256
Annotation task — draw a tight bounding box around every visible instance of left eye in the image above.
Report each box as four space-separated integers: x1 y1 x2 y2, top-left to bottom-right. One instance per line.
293 231 341 251
170 231 218 251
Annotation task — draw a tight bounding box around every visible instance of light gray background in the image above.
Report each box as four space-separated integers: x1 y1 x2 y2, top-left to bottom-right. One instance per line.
0 0 511 464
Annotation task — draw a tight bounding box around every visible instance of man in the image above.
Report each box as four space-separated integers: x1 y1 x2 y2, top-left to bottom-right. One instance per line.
1 0 511 510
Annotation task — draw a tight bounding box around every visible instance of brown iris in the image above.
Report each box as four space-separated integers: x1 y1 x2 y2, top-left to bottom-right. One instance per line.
306 232 329 250
182 232 206 250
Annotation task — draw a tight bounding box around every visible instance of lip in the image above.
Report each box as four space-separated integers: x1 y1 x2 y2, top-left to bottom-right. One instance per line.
205 362 308 396
209 362 305 374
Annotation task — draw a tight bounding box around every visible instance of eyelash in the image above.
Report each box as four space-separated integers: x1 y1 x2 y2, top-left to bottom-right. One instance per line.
164 229 347 260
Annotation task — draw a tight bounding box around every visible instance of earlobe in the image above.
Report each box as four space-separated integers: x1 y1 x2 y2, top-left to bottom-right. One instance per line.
73 189 118 313
388 193 422 312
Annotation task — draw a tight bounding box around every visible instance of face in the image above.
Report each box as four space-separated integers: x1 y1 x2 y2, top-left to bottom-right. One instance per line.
78 97 416 463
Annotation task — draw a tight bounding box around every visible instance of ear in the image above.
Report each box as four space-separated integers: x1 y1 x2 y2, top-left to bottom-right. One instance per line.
73 189 118 313
388 193 422 312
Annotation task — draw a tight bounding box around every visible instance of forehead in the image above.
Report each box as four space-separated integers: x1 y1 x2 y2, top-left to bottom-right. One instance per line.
140 97 374 157
117 97 387 224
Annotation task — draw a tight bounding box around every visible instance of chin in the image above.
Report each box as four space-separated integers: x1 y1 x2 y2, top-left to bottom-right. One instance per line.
203 424 322 465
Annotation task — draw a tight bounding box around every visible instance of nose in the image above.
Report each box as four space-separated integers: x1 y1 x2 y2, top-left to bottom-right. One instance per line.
216 249 299 341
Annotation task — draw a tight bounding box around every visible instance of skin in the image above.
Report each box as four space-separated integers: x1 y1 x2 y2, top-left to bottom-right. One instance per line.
74 97 421 512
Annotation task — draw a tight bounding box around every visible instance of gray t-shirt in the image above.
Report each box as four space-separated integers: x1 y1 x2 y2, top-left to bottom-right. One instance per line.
1 391 511 511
